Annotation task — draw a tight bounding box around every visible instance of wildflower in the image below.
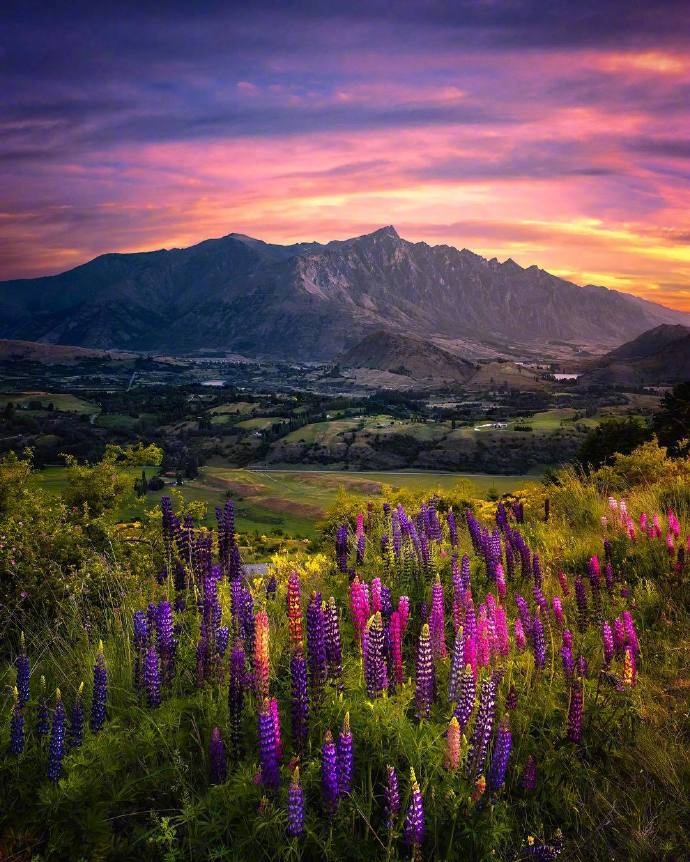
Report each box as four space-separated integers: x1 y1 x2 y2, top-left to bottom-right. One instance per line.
574 577 588 632
471 774 486 804
156 600 175 684
337 712 353 796
290 647 309 752
557 571 570 596
454 663 476 730
415 623 434 719
514 619 527 652
384 765 400 830
466 675 498 779
488 714 512 791
69 682 85 748
325 596 343 686
254 609 270 700
37 675 49 737
448 627 465 703
494 605 510 656
287 571 304 648
48 689 66 781
429 576 447 660
602 622 614 667
9 687 24 755
567 677 584 743
403 768 425 848
321 730 339 813
445 716 461 770
364 612 387 699
521 754 537 791
228 639 246 756
552 596 565 628
398 595 410 633
144 645 161 708
532 612 546 670
209 726 227 784
90 641 107 732
258 699 280 792
349 577 370 647
622 610 640 658
622 646 637 686
270 697 282 760
287 767 305 838
15 632 30 708
390 610 404 687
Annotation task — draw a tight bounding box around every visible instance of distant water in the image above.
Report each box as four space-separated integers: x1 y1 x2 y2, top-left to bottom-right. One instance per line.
553 373 580 380
201 379 225 387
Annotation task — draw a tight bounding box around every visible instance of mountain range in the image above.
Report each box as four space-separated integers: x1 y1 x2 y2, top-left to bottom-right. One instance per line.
1 226 687 360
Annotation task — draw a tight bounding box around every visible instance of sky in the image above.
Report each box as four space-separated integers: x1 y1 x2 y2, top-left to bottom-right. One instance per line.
2 0 690 309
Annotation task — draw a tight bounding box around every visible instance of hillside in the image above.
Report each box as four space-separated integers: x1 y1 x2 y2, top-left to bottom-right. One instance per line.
580 324 690 386
1 227 687 360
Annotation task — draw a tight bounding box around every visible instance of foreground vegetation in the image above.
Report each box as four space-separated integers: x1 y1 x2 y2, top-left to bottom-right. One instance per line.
1 441 689 860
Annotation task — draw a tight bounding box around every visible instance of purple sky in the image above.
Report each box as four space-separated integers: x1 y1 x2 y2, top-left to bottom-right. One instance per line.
2 1 690 308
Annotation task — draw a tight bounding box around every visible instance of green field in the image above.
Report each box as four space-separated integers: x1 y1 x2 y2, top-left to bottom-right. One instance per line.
33 465 540 541
0 391 99 414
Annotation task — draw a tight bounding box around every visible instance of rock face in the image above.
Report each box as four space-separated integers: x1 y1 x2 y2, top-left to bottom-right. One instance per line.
579 324 690 386
339 330 476 382
1 226 687 359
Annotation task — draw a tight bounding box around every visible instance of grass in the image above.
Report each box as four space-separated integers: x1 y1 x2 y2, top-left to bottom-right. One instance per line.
0 391 99 414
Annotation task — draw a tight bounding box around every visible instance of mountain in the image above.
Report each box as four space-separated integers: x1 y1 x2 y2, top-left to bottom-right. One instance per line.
1 226 688 360
579 324 690 386
340 330 476 383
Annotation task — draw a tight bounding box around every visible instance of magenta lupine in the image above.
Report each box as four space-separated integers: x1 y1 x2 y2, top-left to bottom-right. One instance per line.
558 571 570 596
287 767 305 838
321 730 339 813
552 596 565 628
364 612 387 698
465 630 478 677
454 663 476 730
349 577 370 647
532 612 546 670
429 576 447 660
613 616 626 656
337 712 353 796
325 596 343 687
602 622 614 667
90 641 107 732
495 605 510 656
496 563 507 601
415 623 434 719
371 577 382 613
514 619 527 652
48 689 66 782
15 633 30 708
398 595 410 633
144 645 161 708
477 608 490 668
448 627 465 703
258 699 280 792
567 677 584 743
390 610 404 686
209 726 227 784
384 765 400 830
488 714 512 791
9 687 24 755
403 768 425 848
622 610 640 657
290 648 309 752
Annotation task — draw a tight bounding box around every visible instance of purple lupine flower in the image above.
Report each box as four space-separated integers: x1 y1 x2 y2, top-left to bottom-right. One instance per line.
37 675 50 737
613 616 626 656
514 619 527 652
133 610 148 689
321 729 340 813
156 600 175 684
228 639 246 756
384 765 400 831
602 621 614 667
209 726 227 784
574 577 588 632
15 633 30 708
265 573 277 600
466 675 498 779
521 755 537 792
290 647 309 752
216 625 230 658
447 509 458 546
514 594 532 637
454 663 476 730
532 554 543 589
337 712 353 796
48 689 66 782
533 585 548 616
488 714 512 791
622 611 640 658
90 641 107 732
531 612 546 670
576 655 588 677
307 592 328 694
144 645 161 708
258 699 280 792
448 627 465 703
561 640 575 679
552 596 565 627
325 596 343 686
69 682 85 748
429 576 448 660
604 562 615 594
364 612 387 699
567 677 584 743
415 623 434 719
287 767 305 838
9 688 24 755
403 768 425 847
356 533 366 566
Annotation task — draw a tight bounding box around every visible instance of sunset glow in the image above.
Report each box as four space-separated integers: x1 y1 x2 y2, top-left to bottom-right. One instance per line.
2 1 690 309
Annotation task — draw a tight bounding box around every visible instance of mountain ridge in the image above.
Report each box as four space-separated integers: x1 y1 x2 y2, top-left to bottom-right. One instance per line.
1 226 687 360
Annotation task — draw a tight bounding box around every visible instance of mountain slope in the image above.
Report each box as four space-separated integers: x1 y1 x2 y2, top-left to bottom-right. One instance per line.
1 226 687 359
579 324 690 386
339 330 476 382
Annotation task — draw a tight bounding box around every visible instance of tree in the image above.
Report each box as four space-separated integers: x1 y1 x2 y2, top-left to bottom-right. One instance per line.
652 382 690 455
578 417 651 470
